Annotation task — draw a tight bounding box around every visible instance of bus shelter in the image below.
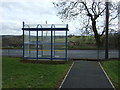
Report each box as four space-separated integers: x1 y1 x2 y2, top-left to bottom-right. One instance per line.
22 22 68 61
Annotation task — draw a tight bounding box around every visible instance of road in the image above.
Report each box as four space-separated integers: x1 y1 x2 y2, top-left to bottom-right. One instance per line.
1 49 119 59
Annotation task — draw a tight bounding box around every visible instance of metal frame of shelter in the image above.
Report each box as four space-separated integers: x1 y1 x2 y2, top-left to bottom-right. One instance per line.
22 22 69 61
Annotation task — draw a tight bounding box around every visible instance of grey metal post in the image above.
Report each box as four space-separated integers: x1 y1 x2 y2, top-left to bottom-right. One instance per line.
105 1 109 59
118 2 120 59
118 32 120 59
66 24 68 61
23 21 25 59
54 30 55 57
51 28 53 60
37 30 38 60
41 31 43 56
29 30 30 57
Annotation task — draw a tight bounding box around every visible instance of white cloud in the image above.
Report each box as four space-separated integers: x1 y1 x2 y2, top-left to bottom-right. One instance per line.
0 0 65 35
0 0 119 35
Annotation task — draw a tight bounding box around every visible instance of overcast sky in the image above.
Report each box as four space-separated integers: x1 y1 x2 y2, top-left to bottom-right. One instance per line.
0 0 119 35
0 0 79 35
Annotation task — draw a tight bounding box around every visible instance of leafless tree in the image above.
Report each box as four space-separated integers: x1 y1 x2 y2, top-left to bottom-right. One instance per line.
53 0 119 46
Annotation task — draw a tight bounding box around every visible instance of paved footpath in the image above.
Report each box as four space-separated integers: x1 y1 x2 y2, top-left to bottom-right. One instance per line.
61 61 114 89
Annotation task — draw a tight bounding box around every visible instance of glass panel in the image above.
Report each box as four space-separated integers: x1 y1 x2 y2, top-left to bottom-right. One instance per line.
54 45 66 58
38 31 42 57
24 30 29 43
24 30 29 57
29 31 37 58
38 31 51 58
54 31 66 58
24 44 29 57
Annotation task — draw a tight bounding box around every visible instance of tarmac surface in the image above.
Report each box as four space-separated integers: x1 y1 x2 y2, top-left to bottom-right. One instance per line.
61 61 114 89
1 49 119 59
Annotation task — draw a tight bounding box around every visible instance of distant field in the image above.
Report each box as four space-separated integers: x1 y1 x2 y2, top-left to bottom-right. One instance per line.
2 56 72 88
2 36 97 50
2 35 119 50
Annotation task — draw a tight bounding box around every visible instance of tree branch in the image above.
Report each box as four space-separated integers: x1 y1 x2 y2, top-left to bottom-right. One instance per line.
91 2 97 15
81 2 93 20
98 8 105 16
97 2 101 14
100 30 105 37
109 14 118 23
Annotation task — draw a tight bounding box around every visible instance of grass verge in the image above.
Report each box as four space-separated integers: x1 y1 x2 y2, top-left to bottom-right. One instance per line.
2 56 72 88
100 60 120 90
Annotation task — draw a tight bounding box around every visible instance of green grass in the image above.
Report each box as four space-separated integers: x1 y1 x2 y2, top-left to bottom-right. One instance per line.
2 56 72 88
101 60 120 90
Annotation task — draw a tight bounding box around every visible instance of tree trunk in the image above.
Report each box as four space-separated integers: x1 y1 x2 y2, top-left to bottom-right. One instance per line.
92 19 101 47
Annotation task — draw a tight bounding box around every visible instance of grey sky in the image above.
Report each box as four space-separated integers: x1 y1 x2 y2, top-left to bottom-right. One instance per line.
1 0 66 35
0 0 119 35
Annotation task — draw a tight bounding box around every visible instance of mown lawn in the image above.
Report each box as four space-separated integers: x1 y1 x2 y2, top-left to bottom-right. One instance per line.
101 60 120 90
2 56 72 88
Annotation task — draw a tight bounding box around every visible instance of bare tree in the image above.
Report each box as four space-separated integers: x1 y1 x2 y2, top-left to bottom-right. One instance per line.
53 0 119 46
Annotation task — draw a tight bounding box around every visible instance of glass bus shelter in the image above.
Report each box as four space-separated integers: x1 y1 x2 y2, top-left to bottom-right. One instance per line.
22 22 68 61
